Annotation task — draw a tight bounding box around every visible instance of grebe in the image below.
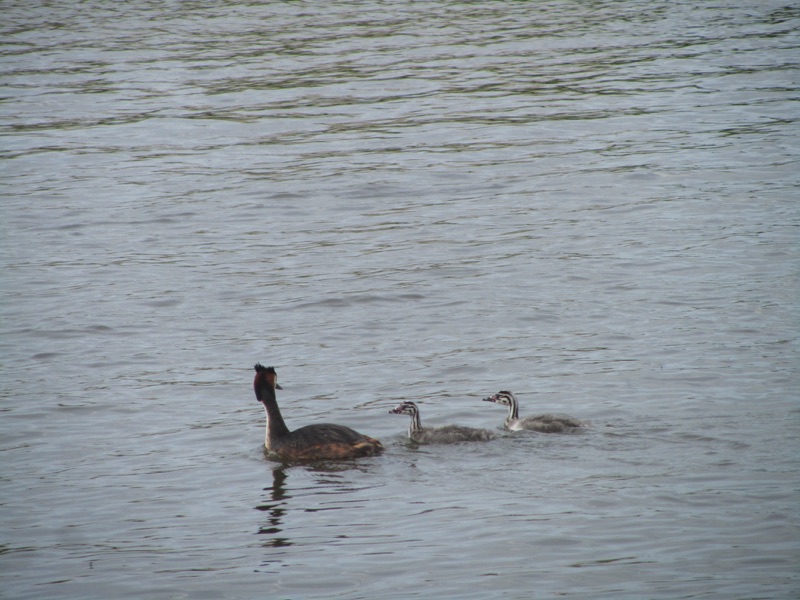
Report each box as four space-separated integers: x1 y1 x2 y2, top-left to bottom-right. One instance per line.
482 391 583 433
253 364 383 461
389 401 495 443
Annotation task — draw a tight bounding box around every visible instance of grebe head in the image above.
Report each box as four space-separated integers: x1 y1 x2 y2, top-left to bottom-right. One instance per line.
482 390 516 407
253 364 283 403
389 401 419 416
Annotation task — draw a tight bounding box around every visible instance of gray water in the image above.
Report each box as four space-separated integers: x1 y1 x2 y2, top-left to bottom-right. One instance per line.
2 1 799 598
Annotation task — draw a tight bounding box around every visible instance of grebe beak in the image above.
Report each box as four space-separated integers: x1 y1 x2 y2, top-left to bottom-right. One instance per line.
275 383 283 390
482 396 494 402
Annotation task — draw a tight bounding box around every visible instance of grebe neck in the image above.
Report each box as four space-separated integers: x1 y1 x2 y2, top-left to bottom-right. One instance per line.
407 408 423 437
255 374 291 442
507 394 520 422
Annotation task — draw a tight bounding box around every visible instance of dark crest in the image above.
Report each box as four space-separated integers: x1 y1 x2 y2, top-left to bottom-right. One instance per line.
254 363 277 374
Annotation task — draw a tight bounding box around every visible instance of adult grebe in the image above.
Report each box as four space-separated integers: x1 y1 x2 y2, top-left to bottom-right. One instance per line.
482 391 583 433
253 364 383 461
389 401 495 443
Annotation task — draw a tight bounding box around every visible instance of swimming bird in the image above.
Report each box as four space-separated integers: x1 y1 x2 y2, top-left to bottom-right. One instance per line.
389 401 495 443
482 390 583 433
253 364 383 461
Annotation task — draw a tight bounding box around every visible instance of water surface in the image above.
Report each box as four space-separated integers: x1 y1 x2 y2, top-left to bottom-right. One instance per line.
1 1 798 598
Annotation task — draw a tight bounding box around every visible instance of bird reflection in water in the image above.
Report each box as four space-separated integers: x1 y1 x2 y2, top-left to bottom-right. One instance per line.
255 466 292 548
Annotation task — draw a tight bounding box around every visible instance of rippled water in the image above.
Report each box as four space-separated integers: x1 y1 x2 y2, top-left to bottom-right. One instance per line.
2 1 799 598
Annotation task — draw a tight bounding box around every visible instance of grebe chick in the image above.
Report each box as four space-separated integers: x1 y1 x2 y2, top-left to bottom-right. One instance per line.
389 401 495 444
483 391 583 433
253 364 383 461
